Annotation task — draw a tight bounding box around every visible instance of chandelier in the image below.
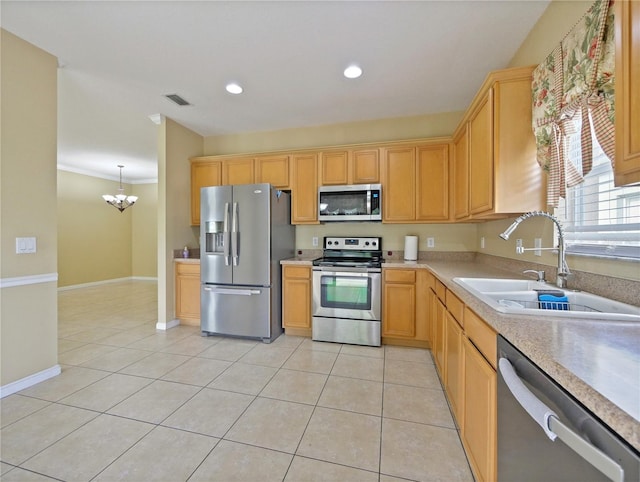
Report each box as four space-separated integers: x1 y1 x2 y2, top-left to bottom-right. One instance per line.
102 165 138 212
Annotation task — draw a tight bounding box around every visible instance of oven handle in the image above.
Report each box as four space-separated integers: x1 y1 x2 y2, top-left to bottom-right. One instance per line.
312 267 381 274
498 357 624 482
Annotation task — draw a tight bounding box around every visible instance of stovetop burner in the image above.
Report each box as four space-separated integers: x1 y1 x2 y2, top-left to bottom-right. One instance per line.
312 236 383 269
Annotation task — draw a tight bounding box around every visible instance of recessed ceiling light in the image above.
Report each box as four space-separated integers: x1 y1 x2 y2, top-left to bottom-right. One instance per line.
343 65 363 79
226 83 243 94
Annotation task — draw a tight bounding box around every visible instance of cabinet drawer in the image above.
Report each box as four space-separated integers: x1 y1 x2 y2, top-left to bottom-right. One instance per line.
283 265 311 279
446 290 465 327
464 307 497 369
384 269 416 283
435 279 446 302
176 262 200 276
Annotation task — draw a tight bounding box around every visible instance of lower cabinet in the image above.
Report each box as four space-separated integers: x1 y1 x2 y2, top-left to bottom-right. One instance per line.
382 268 429 346
282 265 312 336
175 262 201 326
462 335 496 482
445 311 464 422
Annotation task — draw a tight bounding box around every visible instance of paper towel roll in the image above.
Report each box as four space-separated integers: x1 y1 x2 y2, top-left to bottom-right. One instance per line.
404 235 418 261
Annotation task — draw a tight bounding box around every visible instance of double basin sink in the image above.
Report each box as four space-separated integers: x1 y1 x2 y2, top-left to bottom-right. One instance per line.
453 277 640 322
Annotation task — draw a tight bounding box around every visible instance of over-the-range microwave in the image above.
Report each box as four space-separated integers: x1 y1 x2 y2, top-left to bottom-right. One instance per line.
318 184 382 222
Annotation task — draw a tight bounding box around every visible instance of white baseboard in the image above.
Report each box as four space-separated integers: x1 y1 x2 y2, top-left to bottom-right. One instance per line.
0 365 61 398
156 318 180 331
0 273 58 289
58 276 157 291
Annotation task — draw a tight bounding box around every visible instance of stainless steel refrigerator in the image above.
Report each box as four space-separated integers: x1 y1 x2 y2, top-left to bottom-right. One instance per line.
200 183 294 343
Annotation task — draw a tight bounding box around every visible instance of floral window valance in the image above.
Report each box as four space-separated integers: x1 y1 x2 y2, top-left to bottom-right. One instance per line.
532 0 615 207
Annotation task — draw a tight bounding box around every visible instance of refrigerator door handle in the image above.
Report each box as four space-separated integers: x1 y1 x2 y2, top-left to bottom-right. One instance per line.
223 202 231 266
231 202 239 266
203 287 261 296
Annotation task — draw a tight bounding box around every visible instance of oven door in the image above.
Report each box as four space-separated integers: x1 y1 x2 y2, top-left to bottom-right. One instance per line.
312 267 381 321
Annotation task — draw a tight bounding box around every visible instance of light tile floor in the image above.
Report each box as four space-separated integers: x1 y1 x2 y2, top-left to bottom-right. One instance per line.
1 280 474 481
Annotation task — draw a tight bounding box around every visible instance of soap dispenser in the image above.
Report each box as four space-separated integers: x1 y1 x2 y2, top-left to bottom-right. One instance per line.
182 246 189 258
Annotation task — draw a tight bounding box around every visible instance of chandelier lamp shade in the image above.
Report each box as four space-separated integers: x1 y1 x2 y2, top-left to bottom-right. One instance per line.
102 165 138 213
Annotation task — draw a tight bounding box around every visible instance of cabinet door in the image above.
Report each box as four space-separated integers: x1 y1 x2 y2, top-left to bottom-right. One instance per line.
382 146 416 221
255 155 290 188
416 143 450 220
462 336 496 482
282 266 311 329
321 151 349 185
468 89 494 215
383 283 416 338
445 311 464 422
191 160 222 226
614 0 640 186
433 296 447 376
291 153 319 224
223 158 255 185
175 263 201 325
453 125 470 220
414 270 430 342
352 148 380 184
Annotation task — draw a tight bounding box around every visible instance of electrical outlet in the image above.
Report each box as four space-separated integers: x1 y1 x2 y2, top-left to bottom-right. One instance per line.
534 238 542 256
312 236 319 247
427 237 435 248
480 236 485 249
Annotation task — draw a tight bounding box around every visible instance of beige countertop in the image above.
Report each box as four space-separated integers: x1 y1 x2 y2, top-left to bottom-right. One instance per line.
174 257 200 264
281 256 640 450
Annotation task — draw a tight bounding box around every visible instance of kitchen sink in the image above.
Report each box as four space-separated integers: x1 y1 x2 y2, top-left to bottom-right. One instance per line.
453 277 640 322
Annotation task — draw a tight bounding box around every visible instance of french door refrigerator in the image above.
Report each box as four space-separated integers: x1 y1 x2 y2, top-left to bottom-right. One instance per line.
200 183 294 343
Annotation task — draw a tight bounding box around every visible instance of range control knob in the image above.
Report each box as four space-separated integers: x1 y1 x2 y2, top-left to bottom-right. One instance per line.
372 240 377 246
365 241 370 246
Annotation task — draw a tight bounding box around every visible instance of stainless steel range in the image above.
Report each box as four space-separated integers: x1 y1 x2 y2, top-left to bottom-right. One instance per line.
312 236 382 347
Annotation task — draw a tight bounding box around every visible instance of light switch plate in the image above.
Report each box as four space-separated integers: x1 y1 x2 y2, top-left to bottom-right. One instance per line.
16 237 36 254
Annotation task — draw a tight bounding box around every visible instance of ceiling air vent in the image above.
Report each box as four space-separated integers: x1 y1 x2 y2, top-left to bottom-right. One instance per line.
164 94 191 106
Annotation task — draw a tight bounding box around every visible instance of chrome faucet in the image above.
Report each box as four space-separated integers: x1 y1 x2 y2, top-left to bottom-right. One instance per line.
499 211 570 288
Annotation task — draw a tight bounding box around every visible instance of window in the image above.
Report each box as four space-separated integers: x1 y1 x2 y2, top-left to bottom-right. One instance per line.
556 131 640 259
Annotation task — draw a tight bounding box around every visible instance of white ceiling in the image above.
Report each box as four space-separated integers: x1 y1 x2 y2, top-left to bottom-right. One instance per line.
1 1 549 183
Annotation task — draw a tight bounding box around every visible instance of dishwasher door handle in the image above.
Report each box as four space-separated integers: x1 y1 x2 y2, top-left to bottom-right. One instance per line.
498 357 625 482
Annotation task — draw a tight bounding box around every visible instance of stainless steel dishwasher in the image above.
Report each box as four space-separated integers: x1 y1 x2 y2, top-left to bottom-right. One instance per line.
497 335 639 481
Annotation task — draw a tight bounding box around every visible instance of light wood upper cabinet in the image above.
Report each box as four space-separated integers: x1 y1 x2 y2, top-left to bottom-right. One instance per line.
175 262 200 326
222 158 254 185
457 66 545 219
453 124 470 220
291 153 319 224
255 155 290 188
382 146 416 221
352 148 380 184
416 143 449 220
614 0 640 186
469 90 494 215
282 265 312 332
190 159 222 226
320 148 380 185
382 142 450 223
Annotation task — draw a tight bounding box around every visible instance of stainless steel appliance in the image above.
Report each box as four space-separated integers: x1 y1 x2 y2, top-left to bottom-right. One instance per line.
200 184 295 343
318 184 381 222
312 236 382 346
497 335 639 482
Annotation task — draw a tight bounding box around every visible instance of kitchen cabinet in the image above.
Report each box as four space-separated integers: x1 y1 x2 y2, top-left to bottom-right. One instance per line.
462 334 496 482
320 148 380 186
614 0 640 186
382 142 450 223
444 289 464 422
291 153 319 224
456 66 545 218
255 154 290 188
175 262 201 326
282 265 312 335
382 269 416 338
223 158 254 185
432 279 447 374
190 159 222 225
452 124 470 220
382 268 430 346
